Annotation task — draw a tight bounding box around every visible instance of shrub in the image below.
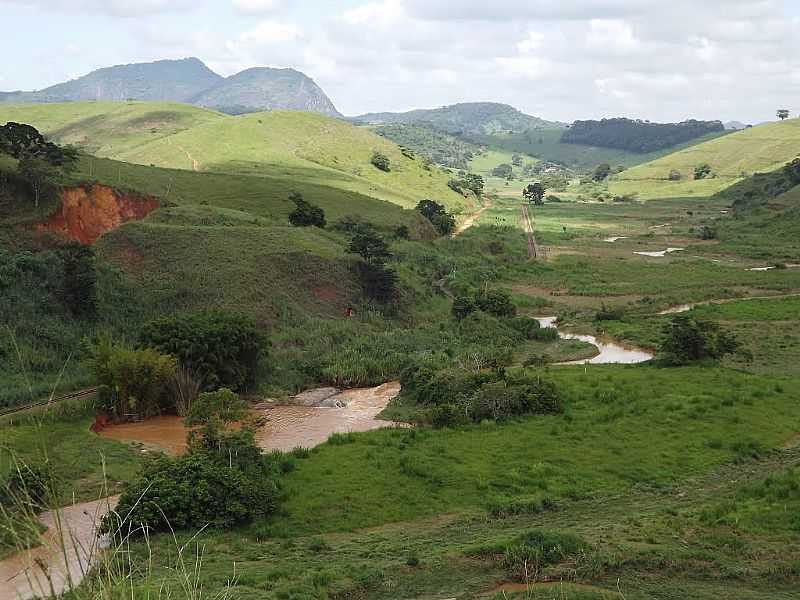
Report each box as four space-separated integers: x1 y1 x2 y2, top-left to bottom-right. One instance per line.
415 199 455 236
106 453 279 534
428 403 468 428
394 224 410 240
452 295 478 321
694 163 713 180
355 261 399 305
659 315 740 366
141 311 265 392
185 388 247 427
700 225 718 240
476 288 517 318
288 193 326 228
86 337 176 418
169 365 201 417
510 317 558 341
371 151 391 172
0 459 57 509
595 303 624 322
668 169 682 181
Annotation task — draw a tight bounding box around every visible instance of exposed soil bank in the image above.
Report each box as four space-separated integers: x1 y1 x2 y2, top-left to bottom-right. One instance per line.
98 382 403 456
0 497 117 600
536 317 653 365
39 184 159 244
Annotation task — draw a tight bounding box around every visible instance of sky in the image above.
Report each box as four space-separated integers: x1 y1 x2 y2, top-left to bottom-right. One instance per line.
1 0 798 123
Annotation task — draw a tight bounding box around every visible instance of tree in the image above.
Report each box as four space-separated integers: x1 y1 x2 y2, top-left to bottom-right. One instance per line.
491 163 514 179
511 154 524 167
0 122 78 167
464 173 485 196
784 158 800 185
659 315 740 366
348 227 391 264
288 192 325 228
17 157 58 209
694 163 712 180
371 151 391 172
452 295 477 321
777 109 790 121
415 199 455 236
592 163 612 181
356 261 399 304
476 289 516 318
523 182 546 206
60 243 97 318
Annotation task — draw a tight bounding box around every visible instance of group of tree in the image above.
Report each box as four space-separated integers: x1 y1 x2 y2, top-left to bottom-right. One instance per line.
370 151 391 172
491 163 514 179
561 118 725 154
694 163 713 180
452 288 517 321
346 224 399 305
659 315 740 366
374 124 478 170
0 122 78 208
415 199 455 235
288 192 326 228
448 173 484 197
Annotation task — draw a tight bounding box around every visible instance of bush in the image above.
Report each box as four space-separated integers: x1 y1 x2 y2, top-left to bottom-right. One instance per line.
700 225 718 240
595 303 624 322
659 315 740 366
141 311 266 392
0 460 56 509
668 169 682 181
694 163 713 180
355 261 399 305
415 199 455 236
476 288 516 318
452 295 478 321
371 151 391 172
106 453 279 534
510 317 558 341
288 193 326 228
86 338 176 418
185 388 247 427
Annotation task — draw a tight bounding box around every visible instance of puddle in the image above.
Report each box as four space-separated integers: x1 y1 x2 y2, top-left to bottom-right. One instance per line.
98 382 403 456
536 318 653 365
0 497 118 600
603 236 628 243
749 266 776 271
634 248 684 258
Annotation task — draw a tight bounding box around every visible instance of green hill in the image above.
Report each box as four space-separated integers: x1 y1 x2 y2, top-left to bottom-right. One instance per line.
609 118 800 199
352 102 562 135
0 102 468 212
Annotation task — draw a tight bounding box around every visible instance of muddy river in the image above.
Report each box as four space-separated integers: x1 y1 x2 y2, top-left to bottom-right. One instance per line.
536 317 653 365
0 497 117 600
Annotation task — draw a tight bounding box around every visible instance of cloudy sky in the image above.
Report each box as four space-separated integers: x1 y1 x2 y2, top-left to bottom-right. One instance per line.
1 0 798 123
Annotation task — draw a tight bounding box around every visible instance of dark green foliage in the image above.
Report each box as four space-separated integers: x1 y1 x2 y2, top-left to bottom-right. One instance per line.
510 317 558 341
355 261 399 305
491 163 514 179
347 226 391 264
402 363 563 425
500 530 589 581
659 315 740 366
592 163 612 181
370 151 391 172
140 311 265 392
415 199 455 236
475 288 516 318
394 224 410 240
106 453 279 534
288 192 326 228
777 109 790 121
595 303 624 322
562 118 724 153
784 158 800 185
0 459 57 509
700 225 718 240
694 163 713 180
85 337 177 418
59 243 97 318
452 295 478 321
0 122 78 167
463 173 485 196
184 388 247 426
523 182 546 205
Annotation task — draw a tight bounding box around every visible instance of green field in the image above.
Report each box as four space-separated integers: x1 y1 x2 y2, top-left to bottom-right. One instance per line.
611 119 800 199
0 102 470 212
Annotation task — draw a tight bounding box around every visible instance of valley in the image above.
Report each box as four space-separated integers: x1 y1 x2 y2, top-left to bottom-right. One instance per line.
1 44 799 600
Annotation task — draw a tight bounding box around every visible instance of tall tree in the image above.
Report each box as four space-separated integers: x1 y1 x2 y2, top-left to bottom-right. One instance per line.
777 109 790 121
523 182 546 206
17 157 58 209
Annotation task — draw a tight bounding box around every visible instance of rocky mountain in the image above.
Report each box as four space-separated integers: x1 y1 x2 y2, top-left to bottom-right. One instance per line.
352 102 562 135
0 58 341 117
191 68 341 117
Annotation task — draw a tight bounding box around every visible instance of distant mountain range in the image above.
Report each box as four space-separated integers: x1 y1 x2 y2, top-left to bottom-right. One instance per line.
0 57 341 117
351 102 563 135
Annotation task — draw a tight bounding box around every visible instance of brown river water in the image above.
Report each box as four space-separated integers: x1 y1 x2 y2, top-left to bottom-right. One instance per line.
536 317 654 365
0 497 118 600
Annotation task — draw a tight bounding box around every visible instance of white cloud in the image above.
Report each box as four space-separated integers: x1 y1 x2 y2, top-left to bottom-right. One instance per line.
1 0 196 17
231 0 282 15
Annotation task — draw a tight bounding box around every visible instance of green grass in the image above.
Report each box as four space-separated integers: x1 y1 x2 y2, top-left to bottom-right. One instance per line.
0 102 470 212
611 118 800 199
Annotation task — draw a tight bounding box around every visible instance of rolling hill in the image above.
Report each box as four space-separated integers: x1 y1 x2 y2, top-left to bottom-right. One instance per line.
352 102 562 135
609 118 800 199
0 58 340 117
0 102 468 212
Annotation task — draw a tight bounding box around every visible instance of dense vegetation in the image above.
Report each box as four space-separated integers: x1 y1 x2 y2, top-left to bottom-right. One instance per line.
373 123 480 169
561 118 726 153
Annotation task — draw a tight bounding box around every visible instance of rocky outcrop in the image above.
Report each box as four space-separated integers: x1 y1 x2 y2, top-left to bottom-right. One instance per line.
40 184 159 244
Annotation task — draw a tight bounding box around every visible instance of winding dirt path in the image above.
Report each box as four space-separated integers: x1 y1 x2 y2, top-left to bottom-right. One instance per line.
453 197 491 237
166 136 201 172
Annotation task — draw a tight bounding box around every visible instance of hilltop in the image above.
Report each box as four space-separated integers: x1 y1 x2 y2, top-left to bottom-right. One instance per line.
352 102 562 135
0 58 340 117
610 118 800 199
0 102 467 211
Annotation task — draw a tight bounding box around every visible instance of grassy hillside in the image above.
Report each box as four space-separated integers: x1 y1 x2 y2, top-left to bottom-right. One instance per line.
0 102 469 212
469 129 729 171
610 118 800 199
